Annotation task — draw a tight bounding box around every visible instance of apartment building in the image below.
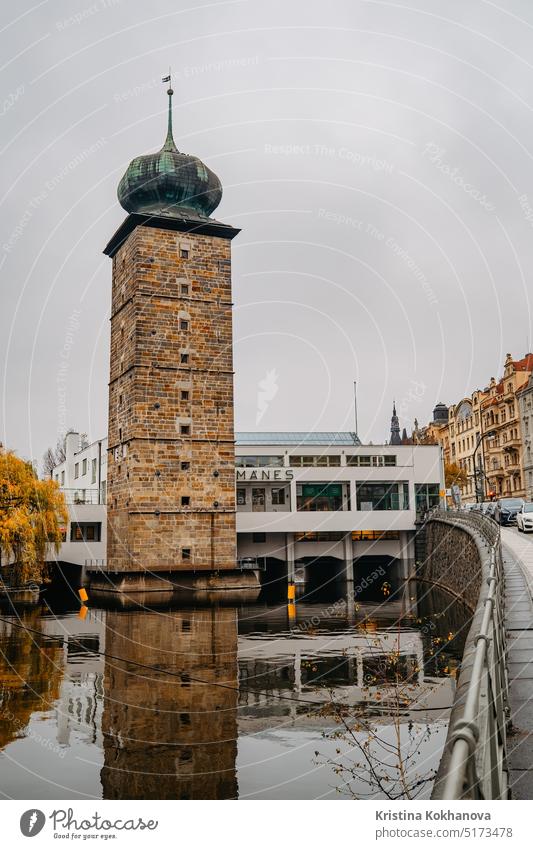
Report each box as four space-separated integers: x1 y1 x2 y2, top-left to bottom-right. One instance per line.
415 354 533 503
518 374 533 500
483 353 533 499
50 432 107 565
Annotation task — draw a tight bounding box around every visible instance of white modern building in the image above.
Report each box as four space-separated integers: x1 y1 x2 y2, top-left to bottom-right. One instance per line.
50 432 107 570
49 431 444 592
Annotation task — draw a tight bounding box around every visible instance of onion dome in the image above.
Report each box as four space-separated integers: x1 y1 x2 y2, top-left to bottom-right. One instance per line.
117 86 222 219
433 402 449 424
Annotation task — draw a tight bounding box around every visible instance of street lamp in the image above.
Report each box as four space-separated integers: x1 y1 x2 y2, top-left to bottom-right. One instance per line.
473 430 497 503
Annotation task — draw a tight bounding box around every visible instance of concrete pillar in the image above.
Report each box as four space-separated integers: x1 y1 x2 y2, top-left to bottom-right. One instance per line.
399 531 416 582
286 532 295 583
343 533 356 619
343 533 354 583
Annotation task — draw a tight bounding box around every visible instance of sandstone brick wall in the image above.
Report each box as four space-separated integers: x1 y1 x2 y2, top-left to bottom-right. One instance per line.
107 222 237 572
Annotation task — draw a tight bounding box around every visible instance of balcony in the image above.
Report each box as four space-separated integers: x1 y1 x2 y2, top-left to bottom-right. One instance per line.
62 488 103 505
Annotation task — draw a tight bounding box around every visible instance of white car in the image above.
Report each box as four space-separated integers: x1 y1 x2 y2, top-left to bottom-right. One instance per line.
517 503 533 532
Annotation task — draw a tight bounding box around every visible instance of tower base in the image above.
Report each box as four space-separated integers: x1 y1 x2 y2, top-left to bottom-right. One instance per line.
87 570 261 607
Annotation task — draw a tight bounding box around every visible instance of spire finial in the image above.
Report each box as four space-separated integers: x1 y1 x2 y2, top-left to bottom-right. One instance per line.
162 67 177 151
390 399 401 444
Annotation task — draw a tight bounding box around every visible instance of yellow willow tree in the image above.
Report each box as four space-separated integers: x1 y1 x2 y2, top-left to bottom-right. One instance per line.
0 447 68 586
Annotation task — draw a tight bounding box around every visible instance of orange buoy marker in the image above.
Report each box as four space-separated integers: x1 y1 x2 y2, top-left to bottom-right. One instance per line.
287 583 296 602
78 587 89 602
78 605 88 620
287 601 296 622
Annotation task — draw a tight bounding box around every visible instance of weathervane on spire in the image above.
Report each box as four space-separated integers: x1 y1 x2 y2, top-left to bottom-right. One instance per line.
161 67 176 151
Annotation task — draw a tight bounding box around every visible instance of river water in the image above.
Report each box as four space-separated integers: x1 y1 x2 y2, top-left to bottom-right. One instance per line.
0 583 471 800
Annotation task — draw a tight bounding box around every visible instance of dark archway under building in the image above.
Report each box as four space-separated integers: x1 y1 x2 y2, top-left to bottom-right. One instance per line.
354 555 401 601
299 556 347 600
259 557 289 600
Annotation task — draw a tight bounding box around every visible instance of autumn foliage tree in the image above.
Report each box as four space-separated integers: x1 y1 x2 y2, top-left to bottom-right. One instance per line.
444 462 468 489
0 447 68 586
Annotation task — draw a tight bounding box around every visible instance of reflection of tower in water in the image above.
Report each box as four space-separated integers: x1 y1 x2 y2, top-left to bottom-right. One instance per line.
101 608 238 799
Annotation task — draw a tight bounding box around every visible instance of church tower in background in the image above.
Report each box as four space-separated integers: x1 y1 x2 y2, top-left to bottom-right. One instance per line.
102 82 240 586
390 402 402 446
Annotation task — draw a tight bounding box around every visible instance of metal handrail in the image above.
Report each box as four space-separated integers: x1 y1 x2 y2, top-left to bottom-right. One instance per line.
237 557 266 571
430 507 500 546
85 558 106 569
62 488 103 505
429 510 509 799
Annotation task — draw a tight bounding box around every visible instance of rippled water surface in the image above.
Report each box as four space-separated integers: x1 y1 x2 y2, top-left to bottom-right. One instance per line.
0 584 472 799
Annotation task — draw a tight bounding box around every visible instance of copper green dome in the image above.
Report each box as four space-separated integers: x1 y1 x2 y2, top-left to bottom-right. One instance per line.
117 87 222 219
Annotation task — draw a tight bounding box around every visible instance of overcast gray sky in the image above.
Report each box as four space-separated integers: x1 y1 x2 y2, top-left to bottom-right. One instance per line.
2 0 533 465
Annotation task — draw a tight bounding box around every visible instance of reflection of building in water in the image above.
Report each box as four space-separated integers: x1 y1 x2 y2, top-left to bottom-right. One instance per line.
237 626 454 732
51 616 106 749
101 608 238 799
0 611 63 750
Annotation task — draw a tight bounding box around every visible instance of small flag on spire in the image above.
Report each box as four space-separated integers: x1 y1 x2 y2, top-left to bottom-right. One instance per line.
162 74 171 83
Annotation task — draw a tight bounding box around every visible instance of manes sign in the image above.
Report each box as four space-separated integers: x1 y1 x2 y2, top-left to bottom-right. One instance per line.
236 469 294 482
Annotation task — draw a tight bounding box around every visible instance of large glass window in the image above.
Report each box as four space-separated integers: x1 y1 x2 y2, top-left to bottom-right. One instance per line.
352 530 400 540
289 455 341 467
70 522 102 542
415 483 441 510
252 488 265 511
347 455 396 467
237 488 247 506
295 532 344 542
91 458 97 484
297 483 344 512
356 482 409 511
271 487 287 505
235 455 284 467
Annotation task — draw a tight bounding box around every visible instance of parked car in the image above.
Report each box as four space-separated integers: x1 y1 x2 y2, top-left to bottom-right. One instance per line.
480 501 494 515
494 497 524 525
484 502 496 518
517 503 533 532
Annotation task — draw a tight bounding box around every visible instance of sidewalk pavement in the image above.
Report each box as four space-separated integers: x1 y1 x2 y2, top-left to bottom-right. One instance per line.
500 528 533 799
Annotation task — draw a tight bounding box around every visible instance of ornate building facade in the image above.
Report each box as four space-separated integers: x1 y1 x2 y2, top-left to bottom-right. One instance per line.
414 354 533 502
483 354 533 499
517 374 533 501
